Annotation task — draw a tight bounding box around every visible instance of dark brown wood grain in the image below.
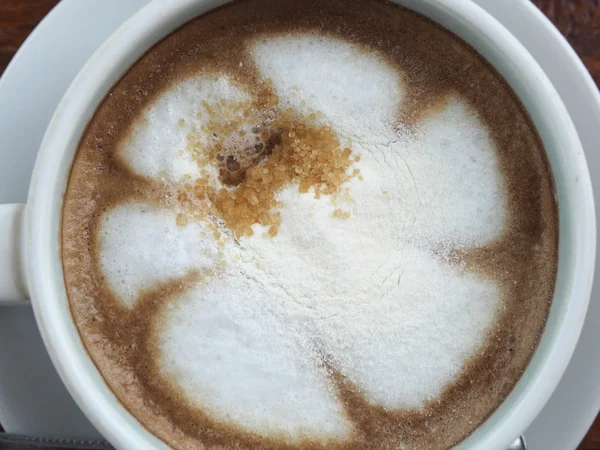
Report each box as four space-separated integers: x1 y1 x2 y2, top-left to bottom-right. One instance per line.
0 0 599 447
534 0 600 86
0 0 58 74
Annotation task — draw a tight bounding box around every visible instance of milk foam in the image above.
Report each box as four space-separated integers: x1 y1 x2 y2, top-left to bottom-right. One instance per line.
251 35 404 145
101 33 507 438
119 75 250 182
224 190 501 409
392 97 505 247
252 35 505 248
159 281 353 442
98 202 218 308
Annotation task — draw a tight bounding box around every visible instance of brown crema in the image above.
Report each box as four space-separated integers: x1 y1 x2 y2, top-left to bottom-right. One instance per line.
61 0 558 449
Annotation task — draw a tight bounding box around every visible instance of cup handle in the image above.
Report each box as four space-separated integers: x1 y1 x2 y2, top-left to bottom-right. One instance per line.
0 204 28 303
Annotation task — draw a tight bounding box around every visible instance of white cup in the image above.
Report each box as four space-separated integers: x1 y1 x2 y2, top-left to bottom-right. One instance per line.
0 0 595 448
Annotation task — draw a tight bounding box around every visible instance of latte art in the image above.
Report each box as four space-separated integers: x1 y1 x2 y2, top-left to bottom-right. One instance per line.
62 1 558 449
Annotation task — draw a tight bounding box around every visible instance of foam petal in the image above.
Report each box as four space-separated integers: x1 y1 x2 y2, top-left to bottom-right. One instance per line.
118 75 251 182
156 278 353 443
97 202 218 308
404 96 506 247
316 246 500 409
252 34 404 145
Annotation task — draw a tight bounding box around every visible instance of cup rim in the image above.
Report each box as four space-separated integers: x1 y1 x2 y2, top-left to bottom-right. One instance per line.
25 0 596 449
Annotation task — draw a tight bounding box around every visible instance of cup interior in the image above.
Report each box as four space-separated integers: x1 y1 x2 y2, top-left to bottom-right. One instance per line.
26 1 595 449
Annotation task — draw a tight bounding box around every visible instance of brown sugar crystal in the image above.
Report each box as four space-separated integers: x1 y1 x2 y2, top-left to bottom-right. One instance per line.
212 118 357 237
177 110 358 238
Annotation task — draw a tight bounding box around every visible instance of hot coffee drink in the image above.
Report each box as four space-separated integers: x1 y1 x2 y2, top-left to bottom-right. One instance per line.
62 0 558 448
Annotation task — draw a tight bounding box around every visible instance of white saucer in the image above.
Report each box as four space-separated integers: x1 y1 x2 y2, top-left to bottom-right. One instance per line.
0 0 598 448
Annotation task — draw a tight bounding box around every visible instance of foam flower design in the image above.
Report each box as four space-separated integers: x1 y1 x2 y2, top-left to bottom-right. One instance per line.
99 35 505 443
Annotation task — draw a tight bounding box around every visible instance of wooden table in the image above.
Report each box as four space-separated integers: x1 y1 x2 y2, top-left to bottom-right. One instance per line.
1 0 599 448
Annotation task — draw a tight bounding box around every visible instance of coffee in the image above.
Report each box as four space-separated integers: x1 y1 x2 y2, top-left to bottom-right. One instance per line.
62 0 558 448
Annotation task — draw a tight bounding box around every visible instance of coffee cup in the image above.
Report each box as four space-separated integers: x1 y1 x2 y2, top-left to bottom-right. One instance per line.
0 1 594 449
